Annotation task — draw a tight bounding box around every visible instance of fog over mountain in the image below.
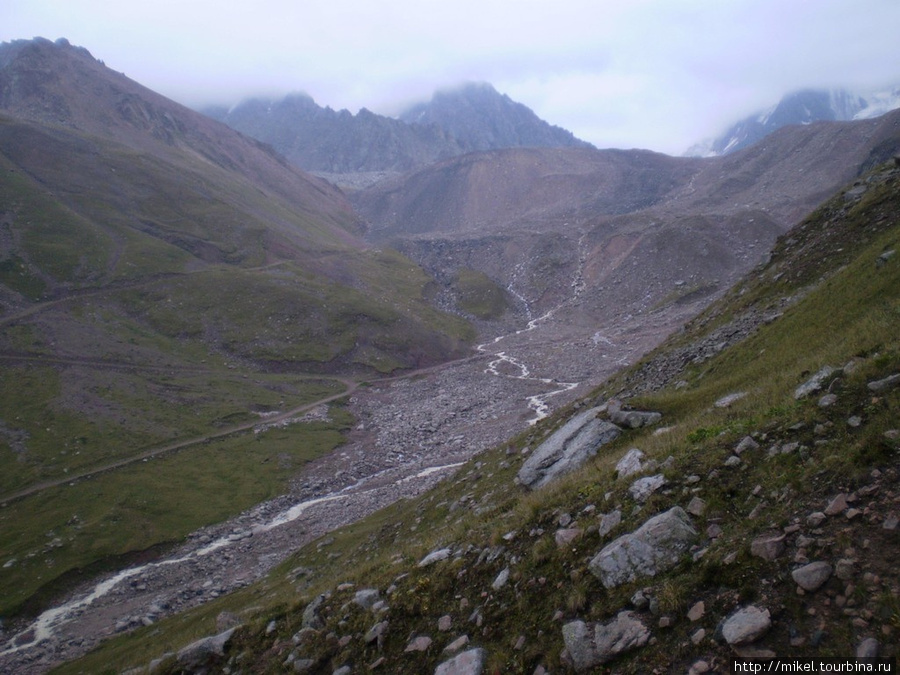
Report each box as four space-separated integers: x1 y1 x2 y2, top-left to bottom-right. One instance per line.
687 85 900 157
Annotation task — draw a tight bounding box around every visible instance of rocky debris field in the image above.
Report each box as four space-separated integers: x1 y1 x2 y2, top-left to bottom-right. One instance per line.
163 363 898 674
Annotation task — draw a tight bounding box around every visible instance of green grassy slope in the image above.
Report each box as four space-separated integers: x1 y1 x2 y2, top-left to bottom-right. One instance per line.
0 111 476 623
68 162 900 674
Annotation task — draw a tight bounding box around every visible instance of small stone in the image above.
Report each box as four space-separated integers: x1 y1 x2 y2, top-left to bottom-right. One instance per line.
750 532 786 561
689 660 711 675
404 635 432 652
715 392 746 408
419 548 452 567
706 523 723 539
687 601 705 622
434 648 485 675
686 497 706 517
835 559 856 580
443 635 470 653
353 588 380 610
597 510 622 537
825 494 849 516
691 628 706 644
868 373 900 393
724 455 742 467
514 635 526 650
795 366 839 399
438 615 452 632
734 436 760 455
883 514 899 530
615 448 646 478
807 512 827 526
856 637 880 658
847 416 863 428
628 474 666 502
266 620 277 635
792 561 833 592
631 589 649 610
365 620 389 645
555 528 583 548
818 393 838 408
492 568 510 590
721 605 772 645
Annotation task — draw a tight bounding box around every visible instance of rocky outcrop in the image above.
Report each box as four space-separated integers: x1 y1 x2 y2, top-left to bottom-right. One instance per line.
517 407 620 489
588 506 698 588
607 399 662 429
562 611 650 671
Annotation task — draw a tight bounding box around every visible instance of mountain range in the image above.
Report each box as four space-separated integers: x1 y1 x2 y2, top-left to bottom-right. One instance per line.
687 85 900 157
203 82 588 184
0 36 898 674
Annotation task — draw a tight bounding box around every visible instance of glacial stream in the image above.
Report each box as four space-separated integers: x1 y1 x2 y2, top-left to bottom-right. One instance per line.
0 463 464 657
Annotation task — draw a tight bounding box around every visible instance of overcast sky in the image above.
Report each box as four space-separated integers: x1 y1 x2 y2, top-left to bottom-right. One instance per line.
2 0 899 154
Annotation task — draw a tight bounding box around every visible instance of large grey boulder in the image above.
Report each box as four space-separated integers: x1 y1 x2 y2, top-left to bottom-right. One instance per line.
588 506 697 588
176 628 237 669
434 647 486 675
517 407 620 489
562 611 650 671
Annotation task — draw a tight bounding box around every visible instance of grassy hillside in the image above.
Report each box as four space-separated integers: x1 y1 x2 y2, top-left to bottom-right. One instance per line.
61 161 900 674
0 107 476 625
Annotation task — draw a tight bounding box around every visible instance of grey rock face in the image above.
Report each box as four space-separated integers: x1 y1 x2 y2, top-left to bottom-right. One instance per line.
588 506 698 588
562 611 650 671
434 647 486 675
517 407 620 489
721 605 771 645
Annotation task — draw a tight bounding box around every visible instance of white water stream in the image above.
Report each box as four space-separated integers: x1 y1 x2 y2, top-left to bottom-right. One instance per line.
0 462 464 657
477 295 579 426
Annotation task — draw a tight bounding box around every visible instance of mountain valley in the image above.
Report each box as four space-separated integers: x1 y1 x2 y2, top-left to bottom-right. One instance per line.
0 37 897 674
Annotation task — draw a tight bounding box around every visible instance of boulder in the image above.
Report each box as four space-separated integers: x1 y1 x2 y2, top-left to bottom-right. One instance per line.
434 647 486 675
588 506 697 588
562 612 650 671
176 628 237 669
517 407 620 489
607 399 662 429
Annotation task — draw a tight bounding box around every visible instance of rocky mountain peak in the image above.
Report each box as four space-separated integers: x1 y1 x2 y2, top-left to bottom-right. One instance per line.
400 80 592 152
